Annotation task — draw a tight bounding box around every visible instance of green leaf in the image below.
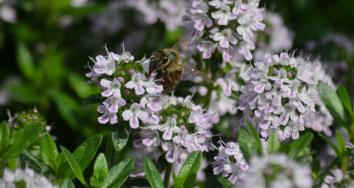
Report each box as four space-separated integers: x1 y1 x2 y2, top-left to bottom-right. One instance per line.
16 41 35 80
319 82 348 126
268 131 280 153
73 134 103 171
40 133 59 169
336 131 346 157
111 128 129 152
175 152 202 188
22 150 45 172
68 74 98 99
0 121 10 150
60 179 75 188
245 123 263 155
48 90 81 130
1 123 43 159
288 132 314 159
9 84 41 104
143 158 164 188
60 146 87 185
56 152 66 169
337 85 353 115
101 158 134 188
164 28 182 46
217 177 233 188
90 153 108 187
172 174 178 186
319 134 340 158
237 123 263 160
238 129 253 160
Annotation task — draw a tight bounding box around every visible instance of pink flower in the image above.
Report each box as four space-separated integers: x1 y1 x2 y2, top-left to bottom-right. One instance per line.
100 78 123 97
97 104 118 125
125 73 146 95
122 103 149 129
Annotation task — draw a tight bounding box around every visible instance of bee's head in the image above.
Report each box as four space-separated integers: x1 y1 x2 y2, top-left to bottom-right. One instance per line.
149 49 169 74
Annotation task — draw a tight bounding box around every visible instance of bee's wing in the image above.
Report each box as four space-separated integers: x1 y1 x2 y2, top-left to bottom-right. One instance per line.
182 63 213 83
172 36 191 52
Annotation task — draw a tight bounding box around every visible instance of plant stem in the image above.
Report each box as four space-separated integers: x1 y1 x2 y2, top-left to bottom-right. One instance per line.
164 163 172 188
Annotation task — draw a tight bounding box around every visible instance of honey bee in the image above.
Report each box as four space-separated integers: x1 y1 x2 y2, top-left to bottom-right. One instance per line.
149 48 212 93
149 48 184 93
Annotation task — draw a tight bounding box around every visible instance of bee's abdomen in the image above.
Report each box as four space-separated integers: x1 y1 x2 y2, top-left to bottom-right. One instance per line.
162 67 184 93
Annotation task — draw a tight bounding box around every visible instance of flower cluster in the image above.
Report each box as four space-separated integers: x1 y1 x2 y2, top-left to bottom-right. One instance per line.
87 49 215 163
128 0 187 31
236 154 313 188
239 53 333 140
134 95 214 163
86 49 163 127
212 142 249 183
0 168 57 188
183 0 265 62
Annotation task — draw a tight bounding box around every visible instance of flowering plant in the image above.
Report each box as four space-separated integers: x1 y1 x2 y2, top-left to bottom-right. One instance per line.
0 0 354 188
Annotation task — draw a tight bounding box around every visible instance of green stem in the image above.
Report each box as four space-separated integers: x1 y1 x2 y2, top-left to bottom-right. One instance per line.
164 163 172 188
204 84 213 107
350 122 354 143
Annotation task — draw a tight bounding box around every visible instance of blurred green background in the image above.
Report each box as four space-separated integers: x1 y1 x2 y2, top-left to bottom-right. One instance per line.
0 0 353 149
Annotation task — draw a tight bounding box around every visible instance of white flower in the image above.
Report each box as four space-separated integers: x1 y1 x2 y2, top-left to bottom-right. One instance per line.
125 73 163 95
117 51 134 62
100 78 123 97
193 13 213 31
236 154 313 188
239 52 334 140
138 129 162 147
189 108 213 129
97 104 118 125
211 6 235 25
197 41 217 59
92 54 116 76
122 103 149 129
102 96 126 113
0 168 57 188
158 117 181 140
212 142 248 184
216 77 240 97
140 95 163 112
125 73 146 95
162 142 182 163
211 28 238 49
144 78 164 95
